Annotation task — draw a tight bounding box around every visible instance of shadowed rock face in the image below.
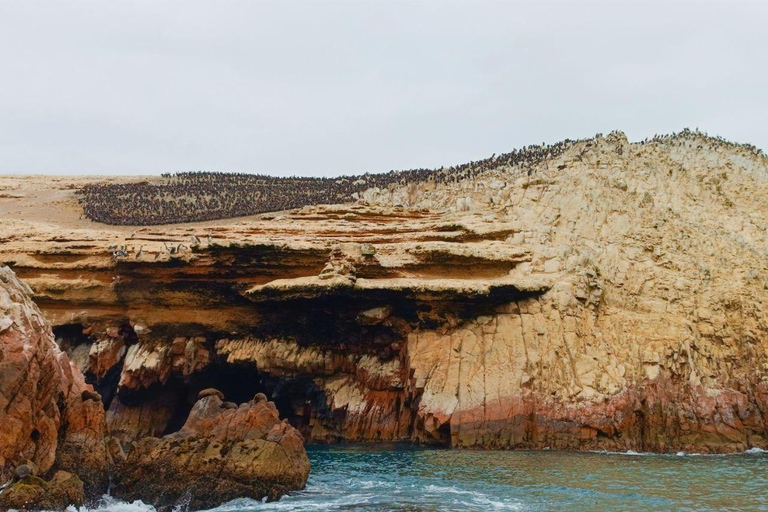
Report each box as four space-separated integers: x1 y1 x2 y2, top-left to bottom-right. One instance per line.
2 130 768 453
113 392 310 512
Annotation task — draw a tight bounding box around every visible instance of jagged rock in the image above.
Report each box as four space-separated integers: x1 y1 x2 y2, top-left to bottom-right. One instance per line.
0 266 111 493
113 393 310 511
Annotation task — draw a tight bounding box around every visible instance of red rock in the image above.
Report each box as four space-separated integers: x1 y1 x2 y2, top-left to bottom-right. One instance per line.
0 266 111 494
113 392 310 511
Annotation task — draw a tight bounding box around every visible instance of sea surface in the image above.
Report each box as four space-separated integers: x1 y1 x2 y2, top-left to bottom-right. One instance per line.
73 445 768 512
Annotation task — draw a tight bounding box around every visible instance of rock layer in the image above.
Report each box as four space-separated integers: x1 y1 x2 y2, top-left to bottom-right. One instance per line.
1 130 767 453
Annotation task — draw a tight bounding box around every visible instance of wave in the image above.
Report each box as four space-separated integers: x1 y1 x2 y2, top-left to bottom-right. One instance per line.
423 484 521 510
63 496 158 512
590 447 768 457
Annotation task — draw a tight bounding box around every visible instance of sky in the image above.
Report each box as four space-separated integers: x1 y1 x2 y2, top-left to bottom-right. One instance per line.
0 0 766 177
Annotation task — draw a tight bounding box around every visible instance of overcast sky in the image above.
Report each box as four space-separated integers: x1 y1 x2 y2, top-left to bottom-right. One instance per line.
0 1 766 176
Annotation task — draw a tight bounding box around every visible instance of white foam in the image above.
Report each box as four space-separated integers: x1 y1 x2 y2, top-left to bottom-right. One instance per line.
591 448 768 457
424 484 474 495
472 495 523 510
64 495 157 512
588 449 654 456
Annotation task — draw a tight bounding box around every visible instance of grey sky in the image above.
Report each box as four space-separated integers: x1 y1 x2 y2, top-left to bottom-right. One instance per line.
0 1 766 177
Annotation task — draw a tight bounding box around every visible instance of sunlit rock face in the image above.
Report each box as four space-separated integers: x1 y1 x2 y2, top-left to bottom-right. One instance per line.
2 130 768 453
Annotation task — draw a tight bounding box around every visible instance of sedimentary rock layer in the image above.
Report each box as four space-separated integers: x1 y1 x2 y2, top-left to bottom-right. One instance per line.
1 131 767 453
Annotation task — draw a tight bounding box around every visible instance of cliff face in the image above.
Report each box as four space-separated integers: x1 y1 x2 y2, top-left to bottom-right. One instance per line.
0 265 309 510
0 266 111 493
1 131 767 453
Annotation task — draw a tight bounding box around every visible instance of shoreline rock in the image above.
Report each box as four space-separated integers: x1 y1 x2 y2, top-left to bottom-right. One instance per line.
0 266 112 495
0 471 85 511
112 390 310 511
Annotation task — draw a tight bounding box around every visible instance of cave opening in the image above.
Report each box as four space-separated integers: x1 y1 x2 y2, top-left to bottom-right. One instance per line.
52 323 93 351
52 322 133 409
155 362 330 441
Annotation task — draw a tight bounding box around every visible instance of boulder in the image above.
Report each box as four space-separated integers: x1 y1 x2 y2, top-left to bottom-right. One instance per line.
198 387 225 400
0 471 85 511
113 392 310 511
357 306 392 325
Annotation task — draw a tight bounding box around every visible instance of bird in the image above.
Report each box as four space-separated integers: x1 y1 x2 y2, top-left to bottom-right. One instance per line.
136 245 144 258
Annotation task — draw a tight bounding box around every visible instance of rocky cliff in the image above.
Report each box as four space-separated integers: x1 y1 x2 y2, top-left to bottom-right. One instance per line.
1 130 767 454
0 264 309 510
0 265 111 495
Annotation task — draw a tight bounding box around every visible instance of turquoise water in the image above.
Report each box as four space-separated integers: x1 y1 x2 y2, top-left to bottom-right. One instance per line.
81 445 768 512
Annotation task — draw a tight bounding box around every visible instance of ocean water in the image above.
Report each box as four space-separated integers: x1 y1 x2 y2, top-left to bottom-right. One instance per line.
73 445 768 512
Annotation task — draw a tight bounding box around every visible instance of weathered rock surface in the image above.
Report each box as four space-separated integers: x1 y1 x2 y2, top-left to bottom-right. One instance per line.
0 265 111 494
1 130 768 453
113 391 310 511
0 471 85 511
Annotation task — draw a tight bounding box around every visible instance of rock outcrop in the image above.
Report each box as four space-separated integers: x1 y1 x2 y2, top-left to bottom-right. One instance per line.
0 265 111 495
1 130 767 454
113 390 310 511
0 471 85 511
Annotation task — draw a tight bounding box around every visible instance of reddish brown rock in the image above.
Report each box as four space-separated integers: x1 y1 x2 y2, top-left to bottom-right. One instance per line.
113 391 310 511
0 265 111 493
